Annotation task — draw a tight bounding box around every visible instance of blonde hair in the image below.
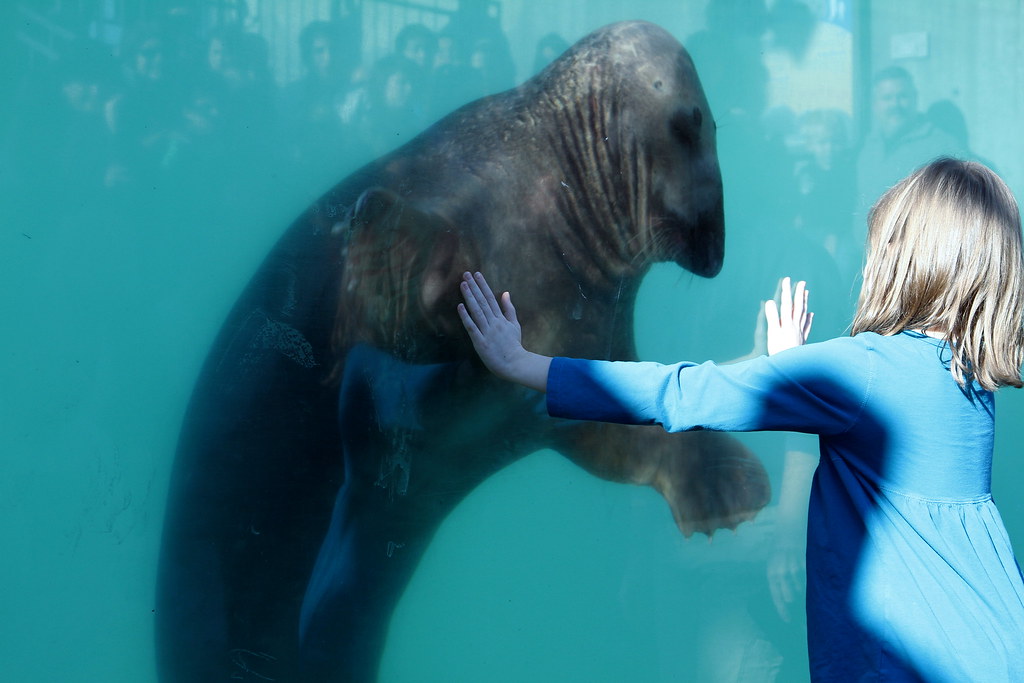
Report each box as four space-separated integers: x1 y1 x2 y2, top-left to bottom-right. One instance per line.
852 157 1024 390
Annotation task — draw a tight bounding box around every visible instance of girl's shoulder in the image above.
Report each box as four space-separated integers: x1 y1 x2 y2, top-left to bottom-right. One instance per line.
819 330 964 388
780 332 880 364
762 333 879 387
813 330 930 356
754 333 926 387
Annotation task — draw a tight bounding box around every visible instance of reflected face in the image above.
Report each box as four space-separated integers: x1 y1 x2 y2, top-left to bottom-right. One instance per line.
62 81 100 113
802 122 837 170
434 36 453 68
402 39 428 68
184 94 220 134
873 77 917 140
311 36 331 76
134 38 163 81
208 38 224 72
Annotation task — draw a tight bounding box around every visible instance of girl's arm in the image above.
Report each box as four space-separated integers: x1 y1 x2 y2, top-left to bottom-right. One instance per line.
457 271 551 392
457 271 813 393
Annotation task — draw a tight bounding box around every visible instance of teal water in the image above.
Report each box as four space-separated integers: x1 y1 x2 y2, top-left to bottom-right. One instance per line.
3 1 1023 681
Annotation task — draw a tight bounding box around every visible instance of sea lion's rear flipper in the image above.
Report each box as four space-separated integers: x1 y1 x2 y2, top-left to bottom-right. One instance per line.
335 187 469 358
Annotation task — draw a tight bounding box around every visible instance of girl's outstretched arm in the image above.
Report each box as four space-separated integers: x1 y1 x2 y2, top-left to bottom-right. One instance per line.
457 271 552 392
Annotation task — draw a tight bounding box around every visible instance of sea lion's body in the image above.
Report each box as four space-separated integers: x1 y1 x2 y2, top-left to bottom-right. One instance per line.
157 21 769 682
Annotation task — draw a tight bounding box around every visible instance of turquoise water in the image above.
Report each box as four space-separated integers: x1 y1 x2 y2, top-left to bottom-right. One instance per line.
3 1 1024 681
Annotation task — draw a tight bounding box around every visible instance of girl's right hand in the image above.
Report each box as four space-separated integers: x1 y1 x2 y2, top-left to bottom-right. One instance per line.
765 277 813 356
457 271 551 392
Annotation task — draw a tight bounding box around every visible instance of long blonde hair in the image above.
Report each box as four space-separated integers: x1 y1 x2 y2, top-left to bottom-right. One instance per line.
852 157 1024 390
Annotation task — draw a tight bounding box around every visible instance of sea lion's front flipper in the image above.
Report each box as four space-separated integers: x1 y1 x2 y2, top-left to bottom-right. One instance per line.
335 187 469 358
554 422 770 537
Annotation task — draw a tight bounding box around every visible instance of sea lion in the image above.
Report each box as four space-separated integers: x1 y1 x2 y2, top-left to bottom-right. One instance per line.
156 20 769 682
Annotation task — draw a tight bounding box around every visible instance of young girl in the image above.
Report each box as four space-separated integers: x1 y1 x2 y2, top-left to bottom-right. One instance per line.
457 157 1024 681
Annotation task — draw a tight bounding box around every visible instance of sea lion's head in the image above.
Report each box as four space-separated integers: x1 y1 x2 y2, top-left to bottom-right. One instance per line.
644 41 725 279
539 21 725 278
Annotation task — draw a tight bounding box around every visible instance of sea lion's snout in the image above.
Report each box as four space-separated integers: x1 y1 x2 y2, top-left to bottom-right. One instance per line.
686 194 725 277
655 124 724 278
669 191 724 278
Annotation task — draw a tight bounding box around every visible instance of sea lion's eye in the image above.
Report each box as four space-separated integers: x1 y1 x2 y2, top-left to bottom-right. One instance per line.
670 109 699 147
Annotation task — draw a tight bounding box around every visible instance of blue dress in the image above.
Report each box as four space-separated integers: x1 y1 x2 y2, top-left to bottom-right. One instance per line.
546 331 1024 682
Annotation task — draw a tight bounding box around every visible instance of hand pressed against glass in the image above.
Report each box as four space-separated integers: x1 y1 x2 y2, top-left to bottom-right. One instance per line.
457 271 550 392
765 277 813 356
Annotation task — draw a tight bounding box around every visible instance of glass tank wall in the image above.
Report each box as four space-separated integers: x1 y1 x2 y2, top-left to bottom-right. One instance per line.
2 1 1023 681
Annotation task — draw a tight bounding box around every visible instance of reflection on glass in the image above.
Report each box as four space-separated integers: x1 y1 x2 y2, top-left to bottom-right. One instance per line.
4 2 1023 682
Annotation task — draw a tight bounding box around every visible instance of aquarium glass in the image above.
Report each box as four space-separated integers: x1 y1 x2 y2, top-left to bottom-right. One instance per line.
4 1 1024 681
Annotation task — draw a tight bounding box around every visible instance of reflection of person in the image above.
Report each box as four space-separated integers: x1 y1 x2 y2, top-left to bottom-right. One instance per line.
927 98 999 172
356 53 428 156
283 21 352 174
429 5 515 119
458 158 1024 681
104 22 183 189
854 67 963 239
795 112 853 252
395 23 437 71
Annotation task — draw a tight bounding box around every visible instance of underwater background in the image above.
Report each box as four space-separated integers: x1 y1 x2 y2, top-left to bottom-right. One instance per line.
3 0 1023 680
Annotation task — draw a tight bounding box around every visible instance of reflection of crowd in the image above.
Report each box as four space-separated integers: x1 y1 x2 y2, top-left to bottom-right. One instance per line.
5 8 526 233
7 5 983 329
687 1 984 330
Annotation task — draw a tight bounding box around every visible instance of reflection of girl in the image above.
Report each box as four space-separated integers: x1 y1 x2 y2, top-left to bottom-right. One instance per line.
457 158 1024 681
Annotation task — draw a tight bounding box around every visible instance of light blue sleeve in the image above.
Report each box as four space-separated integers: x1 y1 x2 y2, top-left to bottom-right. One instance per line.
546 338 874 436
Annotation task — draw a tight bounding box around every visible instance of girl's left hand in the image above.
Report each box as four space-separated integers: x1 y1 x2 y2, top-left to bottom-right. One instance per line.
765 277 813 356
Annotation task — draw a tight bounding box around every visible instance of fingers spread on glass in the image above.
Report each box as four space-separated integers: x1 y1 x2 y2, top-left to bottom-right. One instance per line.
457 271 525 377
765 276 814 356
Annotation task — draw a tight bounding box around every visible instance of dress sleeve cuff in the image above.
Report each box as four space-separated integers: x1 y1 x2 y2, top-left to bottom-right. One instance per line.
545 356 580 419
